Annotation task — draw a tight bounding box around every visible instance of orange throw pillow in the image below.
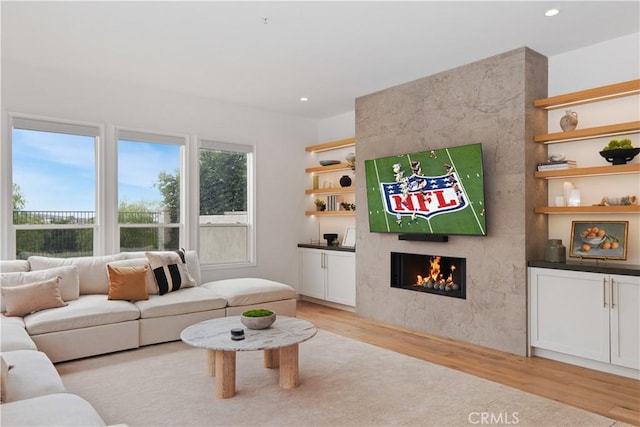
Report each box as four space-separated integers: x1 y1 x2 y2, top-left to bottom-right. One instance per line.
107 265 149 301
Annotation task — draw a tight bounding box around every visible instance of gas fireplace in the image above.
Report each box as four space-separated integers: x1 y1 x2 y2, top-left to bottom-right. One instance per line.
390 252 466 299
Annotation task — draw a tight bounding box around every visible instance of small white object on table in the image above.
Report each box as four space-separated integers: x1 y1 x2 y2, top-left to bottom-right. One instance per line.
180 316 317 398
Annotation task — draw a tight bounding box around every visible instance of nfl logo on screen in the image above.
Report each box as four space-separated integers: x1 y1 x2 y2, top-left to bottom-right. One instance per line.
381 173 467 220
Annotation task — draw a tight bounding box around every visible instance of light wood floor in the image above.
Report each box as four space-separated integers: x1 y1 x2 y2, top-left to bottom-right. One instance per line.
296 300 640 426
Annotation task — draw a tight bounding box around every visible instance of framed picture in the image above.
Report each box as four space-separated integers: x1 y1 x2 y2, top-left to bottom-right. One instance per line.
342 227 356 248
569 221 629 260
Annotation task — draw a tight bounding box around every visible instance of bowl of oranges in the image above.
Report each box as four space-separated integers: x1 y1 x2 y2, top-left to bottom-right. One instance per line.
579 226 619 251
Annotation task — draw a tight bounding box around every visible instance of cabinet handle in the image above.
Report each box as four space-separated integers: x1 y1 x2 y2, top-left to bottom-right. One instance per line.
603 278 607 308
611 278 616 308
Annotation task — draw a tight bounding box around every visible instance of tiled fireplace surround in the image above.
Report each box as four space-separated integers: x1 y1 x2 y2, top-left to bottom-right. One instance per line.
354 48 548 356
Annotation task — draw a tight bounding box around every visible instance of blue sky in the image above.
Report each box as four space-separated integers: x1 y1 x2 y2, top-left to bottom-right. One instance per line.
12 129 179 212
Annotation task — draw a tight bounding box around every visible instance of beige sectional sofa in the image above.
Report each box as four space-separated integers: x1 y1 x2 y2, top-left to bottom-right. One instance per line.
0 250 297 426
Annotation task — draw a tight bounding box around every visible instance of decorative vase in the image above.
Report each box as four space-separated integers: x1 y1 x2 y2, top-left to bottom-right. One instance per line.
339 175 352 187
544 239 566 263
560 110 578 132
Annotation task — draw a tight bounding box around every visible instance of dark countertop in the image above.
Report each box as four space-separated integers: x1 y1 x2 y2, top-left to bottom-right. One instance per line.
528 260 640 276
297 244 355 253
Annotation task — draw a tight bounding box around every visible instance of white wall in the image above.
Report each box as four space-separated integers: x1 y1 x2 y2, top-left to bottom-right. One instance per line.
547 33 640 264
1 60 317 286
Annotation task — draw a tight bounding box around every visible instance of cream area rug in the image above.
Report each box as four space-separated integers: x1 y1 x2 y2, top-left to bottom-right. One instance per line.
57 330 628 427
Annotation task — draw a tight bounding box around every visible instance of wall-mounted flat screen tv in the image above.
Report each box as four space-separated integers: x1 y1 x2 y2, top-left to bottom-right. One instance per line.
364 142 487 236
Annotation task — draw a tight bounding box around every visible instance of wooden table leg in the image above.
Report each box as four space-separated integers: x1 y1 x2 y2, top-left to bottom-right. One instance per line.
279 344 299 389
207 349 216 376
264 348 279 368
215 350 236 398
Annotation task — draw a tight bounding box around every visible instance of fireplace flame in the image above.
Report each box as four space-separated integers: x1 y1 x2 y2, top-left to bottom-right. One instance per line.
429 256 441 281
414 256 460 292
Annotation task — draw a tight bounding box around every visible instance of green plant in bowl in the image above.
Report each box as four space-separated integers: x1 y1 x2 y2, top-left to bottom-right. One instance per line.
241 309 276 329
599 138 639 165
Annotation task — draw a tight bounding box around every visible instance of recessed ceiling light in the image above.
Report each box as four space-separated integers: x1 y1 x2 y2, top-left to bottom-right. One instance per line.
300 97 309 102
545 8 560 17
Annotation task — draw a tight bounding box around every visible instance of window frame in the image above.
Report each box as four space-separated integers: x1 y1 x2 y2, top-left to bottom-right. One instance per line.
115 127 190 253
4 113 104 258
197 138 256 268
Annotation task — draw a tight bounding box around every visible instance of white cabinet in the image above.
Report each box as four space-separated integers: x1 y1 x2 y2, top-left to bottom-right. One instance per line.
610 274 640 369
529 267 640 377
298 248 355 307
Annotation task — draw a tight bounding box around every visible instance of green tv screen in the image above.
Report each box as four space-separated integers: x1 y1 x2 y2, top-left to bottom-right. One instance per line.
364 143 487 236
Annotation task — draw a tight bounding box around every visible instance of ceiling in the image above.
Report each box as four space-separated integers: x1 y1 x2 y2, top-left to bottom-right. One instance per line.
2 1 639 119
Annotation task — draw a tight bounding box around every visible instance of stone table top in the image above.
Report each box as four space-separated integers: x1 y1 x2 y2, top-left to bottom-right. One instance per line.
180 316 317 351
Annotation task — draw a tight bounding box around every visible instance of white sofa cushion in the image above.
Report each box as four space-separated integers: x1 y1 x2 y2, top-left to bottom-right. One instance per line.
0 265 80 312
200 278 297 307
0 260 30 273
135 287 227 318
0 320 37 352
107 258 158 295
123 250 201 286
28 254 126 295
0 393 106 426
23 295 140 335
1 350 65 402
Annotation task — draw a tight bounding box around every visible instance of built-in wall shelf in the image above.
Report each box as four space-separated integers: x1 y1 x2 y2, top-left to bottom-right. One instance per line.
534 121 640 144
304 210 356 217
305 163 352 174
534 79 640 110
535 205 640 214
305 187 353 195
535 163 640 179
305 137 355 152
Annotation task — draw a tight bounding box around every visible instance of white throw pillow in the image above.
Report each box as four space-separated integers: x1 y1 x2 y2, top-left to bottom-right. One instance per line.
0 265 80 313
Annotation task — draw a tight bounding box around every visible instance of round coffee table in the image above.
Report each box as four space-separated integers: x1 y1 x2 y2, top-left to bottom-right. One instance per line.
180 315 317 398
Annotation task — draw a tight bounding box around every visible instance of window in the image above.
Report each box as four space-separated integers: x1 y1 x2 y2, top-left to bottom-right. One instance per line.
199 140 254 265
117 129 185 252
10 117 100 259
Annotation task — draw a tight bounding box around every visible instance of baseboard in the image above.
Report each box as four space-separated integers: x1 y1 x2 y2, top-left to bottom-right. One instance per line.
299 295 356 313
532 347 639 380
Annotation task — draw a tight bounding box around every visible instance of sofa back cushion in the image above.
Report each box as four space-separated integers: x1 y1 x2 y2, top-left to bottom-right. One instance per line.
0 265 80 312
123 249 201 286
0 260 30 273
28 254 125 295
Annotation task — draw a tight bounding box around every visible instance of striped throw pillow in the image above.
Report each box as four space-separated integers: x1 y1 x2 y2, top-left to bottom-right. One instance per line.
145 249 196 295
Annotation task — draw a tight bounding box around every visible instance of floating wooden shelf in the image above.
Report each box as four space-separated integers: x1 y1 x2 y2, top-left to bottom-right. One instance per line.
534 79 640 110
534 121 640 144
305 137 355 152
305 187 354 195
305 163 353 173
305 210 356 217
535 163 640 179
535 205 640 214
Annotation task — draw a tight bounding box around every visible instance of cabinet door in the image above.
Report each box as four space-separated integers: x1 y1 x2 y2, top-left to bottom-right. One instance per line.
610 274 640 370
530 268 610 363
298 249 325 299
326 251 356 306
